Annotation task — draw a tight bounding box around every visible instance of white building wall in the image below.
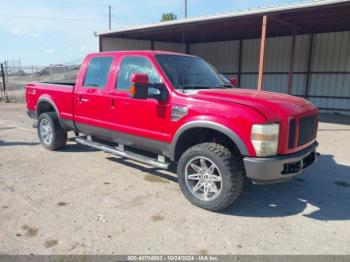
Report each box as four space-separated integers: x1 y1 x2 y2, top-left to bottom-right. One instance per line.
189 40 240 74
188 31 350 114
101 37 151 51
154 42 186 53
100 38 187 53
308 31 350 112
100 31 350 114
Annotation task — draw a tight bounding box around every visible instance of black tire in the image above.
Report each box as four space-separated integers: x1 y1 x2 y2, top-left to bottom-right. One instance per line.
177 142 244 212
37 112 67 150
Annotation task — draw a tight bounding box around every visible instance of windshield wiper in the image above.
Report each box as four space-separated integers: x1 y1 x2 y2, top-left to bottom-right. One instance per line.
180 85 225 90
180 85 211 90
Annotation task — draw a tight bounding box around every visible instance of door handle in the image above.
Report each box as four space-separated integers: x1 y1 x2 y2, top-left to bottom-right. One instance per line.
79 95 89 103
111 98 115 109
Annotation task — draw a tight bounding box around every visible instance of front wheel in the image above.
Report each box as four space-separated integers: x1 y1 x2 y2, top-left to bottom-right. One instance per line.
177 143 244 212
37 112 67 150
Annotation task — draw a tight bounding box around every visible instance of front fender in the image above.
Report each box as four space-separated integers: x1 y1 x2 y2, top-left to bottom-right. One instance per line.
169 118 249 160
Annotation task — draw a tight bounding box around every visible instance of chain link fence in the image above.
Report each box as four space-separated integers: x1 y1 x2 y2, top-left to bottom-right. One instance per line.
0 64 80 102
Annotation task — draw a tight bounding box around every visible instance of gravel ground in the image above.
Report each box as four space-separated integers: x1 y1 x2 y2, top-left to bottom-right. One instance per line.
0 103 350 255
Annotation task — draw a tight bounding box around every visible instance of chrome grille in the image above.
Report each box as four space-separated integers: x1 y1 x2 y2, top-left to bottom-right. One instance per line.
297 115 318 146
288 118 297 149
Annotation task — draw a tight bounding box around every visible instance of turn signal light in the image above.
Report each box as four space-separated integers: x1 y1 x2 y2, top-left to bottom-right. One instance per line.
130 84 136 96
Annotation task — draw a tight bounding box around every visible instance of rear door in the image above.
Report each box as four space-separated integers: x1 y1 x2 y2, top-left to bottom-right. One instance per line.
74 55 115 138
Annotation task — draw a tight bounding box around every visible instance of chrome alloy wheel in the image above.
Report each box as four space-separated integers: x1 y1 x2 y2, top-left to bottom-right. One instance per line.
39 119 53 145
185 156 223 201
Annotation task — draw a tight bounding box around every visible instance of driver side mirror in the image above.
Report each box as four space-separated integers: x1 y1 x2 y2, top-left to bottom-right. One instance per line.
130 73 166 101
130 73 150 99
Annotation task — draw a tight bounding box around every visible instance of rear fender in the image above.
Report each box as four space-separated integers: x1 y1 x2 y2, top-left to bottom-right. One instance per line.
36 96 66 129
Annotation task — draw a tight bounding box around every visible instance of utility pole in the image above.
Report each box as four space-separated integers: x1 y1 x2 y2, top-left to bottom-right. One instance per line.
185 0 188 18
108 5 111 30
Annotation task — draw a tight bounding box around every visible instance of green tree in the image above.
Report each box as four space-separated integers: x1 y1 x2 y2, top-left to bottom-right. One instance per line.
161 12 177 22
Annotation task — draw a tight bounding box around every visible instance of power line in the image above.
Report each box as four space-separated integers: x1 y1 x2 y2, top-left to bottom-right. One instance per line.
0 14 103 23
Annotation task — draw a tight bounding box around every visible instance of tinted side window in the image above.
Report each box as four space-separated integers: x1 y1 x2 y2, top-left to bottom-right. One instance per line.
116 56 161 91
83 57 113 88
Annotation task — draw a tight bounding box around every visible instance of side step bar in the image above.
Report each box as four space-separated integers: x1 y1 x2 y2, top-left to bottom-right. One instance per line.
75 137 170 169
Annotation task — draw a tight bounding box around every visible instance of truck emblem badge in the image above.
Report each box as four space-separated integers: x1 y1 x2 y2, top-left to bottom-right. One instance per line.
171 106 188 121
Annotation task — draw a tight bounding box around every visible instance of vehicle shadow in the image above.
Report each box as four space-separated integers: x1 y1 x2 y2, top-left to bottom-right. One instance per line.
106 156 178 183
61 143 99 153
224 154 350 221
105 152 350 221
0 139 39 146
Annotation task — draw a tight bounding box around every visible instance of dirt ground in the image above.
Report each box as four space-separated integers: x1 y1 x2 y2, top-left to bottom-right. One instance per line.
0 103 350 255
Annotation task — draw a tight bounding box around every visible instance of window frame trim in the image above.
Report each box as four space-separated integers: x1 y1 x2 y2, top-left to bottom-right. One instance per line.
82 56 114 89
114 55 164 93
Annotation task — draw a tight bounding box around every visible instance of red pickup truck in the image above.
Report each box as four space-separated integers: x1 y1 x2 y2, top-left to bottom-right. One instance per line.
26 51 319 211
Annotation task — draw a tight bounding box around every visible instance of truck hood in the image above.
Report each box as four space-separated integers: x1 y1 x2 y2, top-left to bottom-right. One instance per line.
194 89 317 120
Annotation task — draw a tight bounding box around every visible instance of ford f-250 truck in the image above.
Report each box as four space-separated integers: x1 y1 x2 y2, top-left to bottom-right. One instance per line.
26 51 319 211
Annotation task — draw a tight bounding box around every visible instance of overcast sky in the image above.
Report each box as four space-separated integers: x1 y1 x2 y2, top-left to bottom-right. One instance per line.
0 0 295 66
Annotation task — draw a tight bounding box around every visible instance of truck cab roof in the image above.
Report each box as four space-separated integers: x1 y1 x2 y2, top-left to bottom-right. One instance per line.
88 50 196 57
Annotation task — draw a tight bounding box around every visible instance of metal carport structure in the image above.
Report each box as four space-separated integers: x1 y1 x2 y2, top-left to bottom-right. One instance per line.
96 0 350 113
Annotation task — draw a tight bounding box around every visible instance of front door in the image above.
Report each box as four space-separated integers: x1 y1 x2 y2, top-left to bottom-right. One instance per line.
107 55 172 151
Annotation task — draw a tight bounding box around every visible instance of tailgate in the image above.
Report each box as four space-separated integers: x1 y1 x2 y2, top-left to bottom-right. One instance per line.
26 83 39 112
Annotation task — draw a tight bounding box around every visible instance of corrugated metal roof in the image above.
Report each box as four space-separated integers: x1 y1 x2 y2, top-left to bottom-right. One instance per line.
96 0 350 36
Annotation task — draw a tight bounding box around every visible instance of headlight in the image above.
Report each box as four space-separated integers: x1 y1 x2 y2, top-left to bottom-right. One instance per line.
251 123 279 157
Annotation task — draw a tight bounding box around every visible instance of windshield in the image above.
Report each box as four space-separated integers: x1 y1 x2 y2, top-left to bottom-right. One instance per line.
155 54 225 90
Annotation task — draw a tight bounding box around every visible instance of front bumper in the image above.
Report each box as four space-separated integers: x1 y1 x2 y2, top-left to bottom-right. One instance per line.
243 142 318 184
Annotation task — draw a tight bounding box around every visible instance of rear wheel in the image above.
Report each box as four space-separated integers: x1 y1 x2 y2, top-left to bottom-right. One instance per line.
177 143 244 211
37 112 67 150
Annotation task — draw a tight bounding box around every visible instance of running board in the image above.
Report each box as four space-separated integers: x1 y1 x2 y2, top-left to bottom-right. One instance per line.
75 137 170 169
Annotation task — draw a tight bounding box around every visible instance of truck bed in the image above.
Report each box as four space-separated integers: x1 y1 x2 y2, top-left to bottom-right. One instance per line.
40 81 75 86
26 81 75 123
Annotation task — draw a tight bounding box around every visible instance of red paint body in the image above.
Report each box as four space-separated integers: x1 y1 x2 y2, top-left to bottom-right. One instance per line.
26 51 319 157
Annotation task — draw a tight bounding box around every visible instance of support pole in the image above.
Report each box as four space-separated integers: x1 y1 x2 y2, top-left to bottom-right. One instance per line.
50 65 53 81
1 63 8 102
257 15 268 91
287 33 296 95
237 39 242 88
98 35 102 52
304 34 314 99
185 0 188 18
